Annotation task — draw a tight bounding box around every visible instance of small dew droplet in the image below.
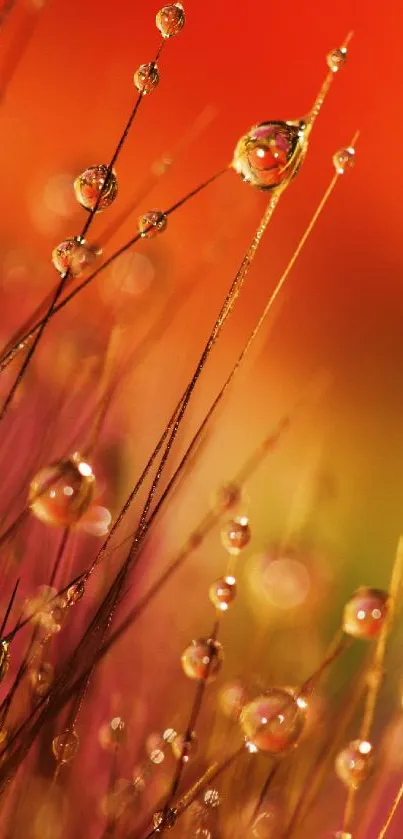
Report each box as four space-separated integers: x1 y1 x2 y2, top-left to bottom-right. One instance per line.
333 147 355 175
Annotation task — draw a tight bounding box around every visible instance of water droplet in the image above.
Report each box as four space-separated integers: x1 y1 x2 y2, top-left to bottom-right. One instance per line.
233 121 305 190
74 165 118 212
333 146 355 175
327 47 347 73
138 209 167 238
134 62 160 94
156 3 185 38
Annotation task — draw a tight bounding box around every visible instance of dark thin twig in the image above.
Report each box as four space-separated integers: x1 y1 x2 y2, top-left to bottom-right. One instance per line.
0 577 19 637
165 620 220 806
0 168 227 374
0 44 163 419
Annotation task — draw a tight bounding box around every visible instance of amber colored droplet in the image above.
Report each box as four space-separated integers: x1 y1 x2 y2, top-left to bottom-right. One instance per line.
0 641 10 684
67 580 86 606
138 209 167 238
23 586 66 635
74 165 118 212
163 727 177 744
343 587 388 639
171 730 197 762
99 716 126 751
209 576 237 611
221 517 251 555
232 120 305 190
181 638 223 681
50 598 68 629
133 62 160 94
146 732 166 764
156 3 185 38
327 46 347 72
51 238 99 276
333 147 355 175
52 729 80 764
28 661 54 697
29 452 95 528
240 688 306 754
110 716 125 740
335 739 373 789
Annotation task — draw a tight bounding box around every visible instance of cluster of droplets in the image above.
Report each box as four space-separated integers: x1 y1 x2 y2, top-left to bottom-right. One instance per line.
181 486 250 682
8 5 190 787
144 727 198 765
23 585 68 638
327 586 389 837
98 717 174 823
98 721 198 823
179 490 311 765
0 576 88 722
51 4 185 278
52 728 80 765
238 587 389 763
233 116 355 193
148 488 251 830
231 38 354 195
98 717 145 820
0 21 369 837
139 726 193 833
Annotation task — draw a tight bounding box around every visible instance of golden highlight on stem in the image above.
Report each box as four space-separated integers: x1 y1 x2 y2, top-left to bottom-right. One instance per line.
377 778 403 838
307 31 354 130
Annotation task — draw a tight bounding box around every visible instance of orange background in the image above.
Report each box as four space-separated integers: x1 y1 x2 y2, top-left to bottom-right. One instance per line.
0 0 403 835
